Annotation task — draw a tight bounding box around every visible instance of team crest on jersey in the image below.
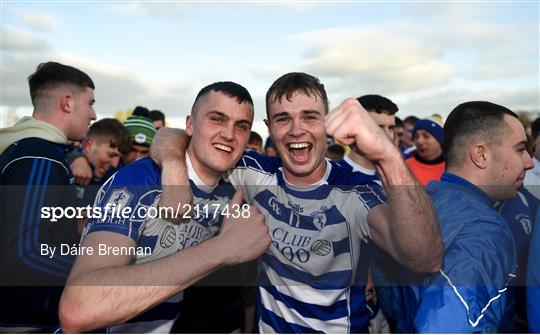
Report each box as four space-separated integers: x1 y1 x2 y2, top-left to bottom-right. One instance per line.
160 225 177 248
106 188 133 209
516 214 532 235
310 239 332 256
313 211 327 230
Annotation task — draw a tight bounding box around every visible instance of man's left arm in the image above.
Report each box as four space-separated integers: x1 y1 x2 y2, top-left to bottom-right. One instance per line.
326 98 443 273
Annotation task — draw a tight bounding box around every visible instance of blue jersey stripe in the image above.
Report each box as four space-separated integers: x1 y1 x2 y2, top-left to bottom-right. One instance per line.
238 151 281 173
31 160 74 273
26 159 46 254
262 253 350 289
275 172 342 200
86 224 138 241
255 190 347 231
348 284 369 333
18 159 38 258
34 160 52 249
259 306 324 334
261 285 348 321
360 184 387 209
333 237 350 257
32 161 73 269
28 160 73 275
18 159 71 277
23 159 62 275
138 235 158 250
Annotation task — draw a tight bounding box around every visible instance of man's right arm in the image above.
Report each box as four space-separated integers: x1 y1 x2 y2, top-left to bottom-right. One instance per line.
326 98 443 273
69 155 93 187
59 188 271 333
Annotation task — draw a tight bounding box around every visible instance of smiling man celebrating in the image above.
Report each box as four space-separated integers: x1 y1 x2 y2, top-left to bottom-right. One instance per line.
59 82 270 333
155 72 443 333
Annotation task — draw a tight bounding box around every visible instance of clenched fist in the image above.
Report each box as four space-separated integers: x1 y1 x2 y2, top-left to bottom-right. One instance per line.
325 98 398 163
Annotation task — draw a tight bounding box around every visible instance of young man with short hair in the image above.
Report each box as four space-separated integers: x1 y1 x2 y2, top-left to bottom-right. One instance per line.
411 101 533 332
155 72 443 333
339 94 398 184
59 82 271 333
0 61 96 331
74 118 131 211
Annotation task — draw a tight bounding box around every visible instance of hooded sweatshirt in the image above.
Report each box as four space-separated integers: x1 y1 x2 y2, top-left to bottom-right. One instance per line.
0 116 77 331
0 116 67 154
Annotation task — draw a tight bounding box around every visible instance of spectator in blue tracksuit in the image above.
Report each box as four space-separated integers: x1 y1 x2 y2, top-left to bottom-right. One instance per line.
0 61 96 332
528 207 540 332
411 101 534 332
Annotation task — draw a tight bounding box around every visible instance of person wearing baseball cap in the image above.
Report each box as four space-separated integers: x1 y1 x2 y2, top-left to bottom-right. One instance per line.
405 115 445 186
123 115 157 164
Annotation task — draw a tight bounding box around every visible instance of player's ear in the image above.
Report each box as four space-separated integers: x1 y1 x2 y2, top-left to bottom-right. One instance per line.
60 94 73 114
82 138 94 154
469 143 489 169
186 115 193 136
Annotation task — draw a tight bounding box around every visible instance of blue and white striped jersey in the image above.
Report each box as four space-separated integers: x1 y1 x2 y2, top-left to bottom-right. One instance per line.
83 154 235 333
227 151 387 333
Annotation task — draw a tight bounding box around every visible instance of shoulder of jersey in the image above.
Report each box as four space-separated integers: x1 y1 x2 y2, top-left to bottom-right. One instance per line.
8 137 67 161
329 160 373 186
237 150 282 174
113 157 161 186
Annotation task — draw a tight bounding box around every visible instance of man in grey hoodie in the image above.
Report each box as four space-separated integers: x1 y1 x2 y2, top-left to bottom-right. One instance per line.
0 61 96 332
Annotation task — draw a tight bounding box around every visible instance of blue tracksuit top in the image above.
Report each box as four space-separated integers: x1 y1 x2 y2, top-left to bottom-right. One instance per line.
413 173 517 333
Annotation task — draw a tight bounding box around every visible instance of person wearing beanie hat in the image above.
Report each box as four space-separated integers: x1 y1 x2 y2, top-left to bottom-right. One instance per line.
413 116 444 147
123 115 157 164
405 115 445 186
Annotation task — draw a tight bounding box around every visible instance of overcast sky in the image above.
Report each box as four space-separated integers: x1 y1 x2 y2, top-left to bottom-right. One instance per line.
1 1 538 138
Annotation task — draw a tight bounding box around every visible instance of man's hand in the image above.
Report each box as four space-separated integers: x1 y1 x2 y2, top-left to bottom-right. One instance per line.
325 98 398 163
70 156 93 186
150 128 189 168
217 186 271 265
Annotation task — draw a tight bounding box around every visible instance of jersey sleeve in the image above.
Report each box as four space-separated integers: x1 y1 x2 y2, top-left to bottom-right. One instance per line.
2 157 78 283
352 182 388 239
415 221 516 333
83 162 160 243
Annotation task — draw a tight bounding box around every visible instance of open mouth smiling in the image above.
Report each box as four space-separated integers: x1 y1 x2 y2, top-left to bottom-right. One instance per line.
213 143 233 153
